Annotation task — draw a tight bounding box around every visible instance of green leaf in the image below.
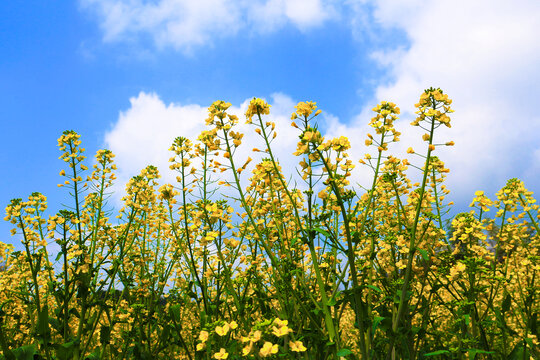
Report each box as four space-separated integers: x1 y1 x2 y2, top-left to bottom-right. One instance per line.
12 344 36 360
463 314 470 326
336 348 352 357
100 325 111 345
508 342 530 360
55 251 63 262
54 340 80 360
501 293 512 313
169 304 182 323
36 305 51 344
468 349 494 360
314 227 331 238
424 350 450 356
366 285 382 293
372 316 384 333
418 248 429 260
84 350 101 360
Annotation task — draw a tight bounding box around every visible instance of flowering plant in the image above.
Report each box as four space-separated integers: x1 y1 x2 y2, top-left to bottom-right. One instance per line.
1 88 538 359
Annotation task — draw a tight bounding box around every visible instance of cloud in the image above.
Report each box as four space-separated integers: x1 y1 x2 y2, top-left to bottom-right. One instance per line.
101 0 540 211
104 91 328 205
80 0 336 51
345 0 540 205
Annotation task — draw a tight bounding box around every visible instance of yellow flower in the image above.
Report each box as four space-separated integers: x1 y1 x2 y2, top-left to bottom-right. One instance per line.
196 343 206 351
251 330 262 342
242 343 253 356
290 340 307 352
259 342 278 357
272 325 293 337
246 98 271 123
229 321 238 329
214 348 229 359
199 330 209 342
216 323 230 336
449 262 467 280
292 101 318 119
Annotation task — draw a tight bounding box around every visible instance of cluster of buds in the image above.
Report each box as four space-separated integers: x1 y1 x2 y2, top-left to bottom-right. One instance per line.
411 87 453 128
206 100 238 131
496 178 538 213
57 130 88 187
89 149 116 189
293 126 323 157
121 165 160 210
364 101 401 156
58 130 86 166
291 101 321 123
246 97 271 124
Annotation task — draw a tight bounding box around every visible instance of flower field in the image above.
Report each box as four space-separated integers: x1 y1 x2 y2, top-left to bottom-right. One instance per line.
1 88 538 359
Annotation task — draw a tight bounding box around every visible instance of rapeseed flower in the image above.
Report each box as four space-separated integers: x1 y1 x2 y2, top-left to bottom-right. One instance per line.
216 323 230 336
290 340 307 352
246 98 270 123
272 324 292 337
199 330 209 342
214 348 229 359
259 342 278 357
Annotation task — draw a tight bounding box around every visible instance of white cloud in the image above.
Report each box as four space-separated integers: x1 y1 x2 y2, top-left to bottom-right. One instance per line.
104 92 327 205
80 0 336 51
100 0 540 210
344 0 540 205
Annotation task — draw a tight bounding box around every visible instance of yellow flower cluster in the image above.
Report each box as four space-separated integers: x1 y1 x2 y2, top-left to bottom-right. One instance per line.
1 90 537 359
411 87 453 127
245 98 271 124
290 100 321 120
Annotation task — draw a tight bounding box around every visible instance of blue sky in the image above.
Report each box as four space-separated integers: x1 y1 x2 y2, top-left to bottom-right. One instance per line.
2 0 540 248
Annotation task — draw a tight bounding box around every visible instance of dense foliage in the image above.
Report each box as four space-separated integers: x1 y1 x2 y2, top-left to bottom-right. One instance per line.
1 88 538 359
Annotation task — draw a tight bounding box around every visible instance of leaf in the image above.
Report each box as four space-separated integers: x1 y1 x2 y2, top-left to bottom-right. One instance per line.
336 348 353 357
100 325 111 345
501 293 512 313
12 344 36 360
55 341 78 360
161 324 171 343
84 350 101 360
418 248 429 261
468 349 494 360
508 342 530 360
314 227 331 238
326 297 337 307
424 350 450 356
366 285 382 293
36 305 51 344
463 314 470 327
372 316 384 333
55 251 63 262
169 304 182 323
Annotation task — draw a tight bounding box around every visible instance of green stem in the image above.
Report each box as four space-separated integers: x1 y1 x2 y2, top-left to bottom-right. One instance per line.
387 109 437 359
